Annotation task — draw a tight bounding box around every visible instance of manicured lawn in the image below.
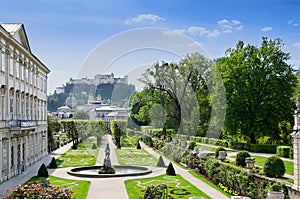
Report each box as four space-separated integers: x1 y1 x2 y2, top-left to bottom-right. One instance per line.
125 174 212 199
121 136 135 147
56 149 98 167
115 148 158 166
77 136 98 149
196 143 234 153
30 175 90 199
55 136 99 168
230 155 294 175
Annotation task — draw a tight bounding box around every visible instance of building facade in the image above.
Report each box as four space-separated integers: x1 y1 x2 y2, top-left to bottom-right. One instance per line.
0 24 50 183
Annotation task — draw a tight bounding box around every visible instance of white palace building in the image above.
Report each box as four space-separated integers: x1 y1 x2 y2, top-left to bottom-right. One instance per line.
0 24 50 183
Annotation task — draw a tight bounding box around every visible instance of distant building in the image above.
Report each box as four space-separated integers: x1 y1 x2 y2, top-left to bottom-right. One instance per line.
88 106 129 128
0 24 50 183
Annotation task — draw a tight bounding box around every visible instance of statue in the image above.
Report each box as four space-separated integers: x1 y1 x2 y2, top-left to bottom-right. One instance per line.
98 143 115 174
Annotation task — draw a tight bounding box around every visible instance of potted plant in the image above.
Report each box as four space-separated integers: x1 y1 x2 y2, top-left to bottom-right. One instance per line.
267 183 284 199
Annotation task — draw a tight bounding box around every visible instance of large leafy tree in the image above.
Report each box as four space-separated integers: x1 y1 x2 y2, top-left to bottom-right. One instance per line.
138 54 215 136
217 38 297 143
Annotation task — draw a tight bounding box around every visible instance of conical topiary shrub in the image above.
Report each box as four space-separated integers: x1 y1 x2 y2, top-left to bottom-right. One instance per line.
38 163 49 177
166 162 176 176
157 156 165 167
92 143 97 149
137 142 141 149
48 157 57 168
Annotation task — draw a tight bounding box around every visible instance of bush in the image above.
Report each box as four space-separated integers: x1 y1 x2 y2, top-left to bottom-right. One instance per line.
263 156 285 178
199 158 258 198
166 162 176 176
92 143 97 149
249 144 278 153
236 151 250 167
269 183 282 191
157 156 165 167
48 157 57 169
215 147 227 158
188 141 197 150
137 142 141 149
4 181 72 199
37 163 49 177
276 146 290 158
228 142 249 150
290 147 294 159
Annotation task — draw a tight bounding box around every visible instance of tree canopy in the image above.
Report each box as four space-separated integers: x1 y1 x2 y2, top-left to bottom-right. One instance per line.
217 38 297 144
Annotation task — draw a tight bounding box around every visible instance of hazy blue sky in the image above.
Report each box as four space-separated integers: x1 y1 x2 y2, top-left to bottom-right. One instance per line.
1 0 300 93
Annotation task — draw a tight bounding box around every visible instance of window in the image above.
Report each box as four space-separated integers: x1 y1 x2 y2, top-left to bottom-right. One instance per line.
16 59 20 78
2 141 8 169
25 67 28 83
9 53 14 75
9 95 13 119
16 96 19 119
1 51 5 72
11 146 14 166
1 95 4 120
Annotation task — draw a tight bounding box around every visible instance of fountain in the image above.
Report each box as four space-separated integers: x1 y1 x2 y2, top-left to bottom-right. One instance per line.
67 140 152 178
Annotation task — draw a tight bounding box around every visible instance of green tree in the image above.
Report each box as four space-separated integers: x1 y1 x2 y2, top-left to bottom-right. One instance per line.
217 38 297 143
139 53 215 136
111 120 127 148
47 114 61 151
73 110 89 120
64 120 79 147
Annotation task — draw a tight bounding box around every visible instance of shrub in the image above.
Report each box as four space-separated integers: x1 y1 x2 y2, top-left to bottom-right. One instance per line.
37 163 49 177
4 181 72 199
48 157 57 169
166 162 176 176
249 144 278 153
276 146 290 158
263 156 285 178
236 151 250 167
92 143 97 149
137 142 141 149
199 158 257 198
290 147 294 159
229 142 249 150
157 156 165 167
215 147 227 158
269 183 282 191
188 141 197 150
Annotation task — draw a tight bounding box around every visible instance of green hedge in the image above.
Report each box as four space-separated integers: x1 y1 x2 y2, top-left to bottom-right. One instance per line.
197 158 287 199
276 146 291 158
199 158 257 198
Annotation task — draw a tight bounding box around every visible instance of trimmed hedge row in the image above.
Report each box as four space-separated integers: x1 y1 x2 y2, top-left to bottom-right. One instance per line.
197 158 287 199
192 137 283 153
276 146 293 159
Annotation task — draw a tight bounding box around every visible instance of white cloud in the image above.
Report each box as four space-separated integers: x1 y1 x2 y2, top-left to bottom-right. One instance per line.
293 42 300 47
217 19 243 32
260 26 273 32
288 19 300 27
125 14 165 25
162 29 185 36
163 18 243 39
187 26 221 38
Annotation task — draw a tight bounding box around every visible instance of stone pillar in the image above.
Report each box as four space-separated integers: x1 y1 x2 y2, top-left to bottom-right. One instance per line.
291 99 300 191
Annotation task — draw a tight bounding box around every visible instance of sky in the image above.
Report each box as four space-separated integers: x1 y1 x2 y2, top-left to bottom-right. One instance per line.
1 0 300 94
